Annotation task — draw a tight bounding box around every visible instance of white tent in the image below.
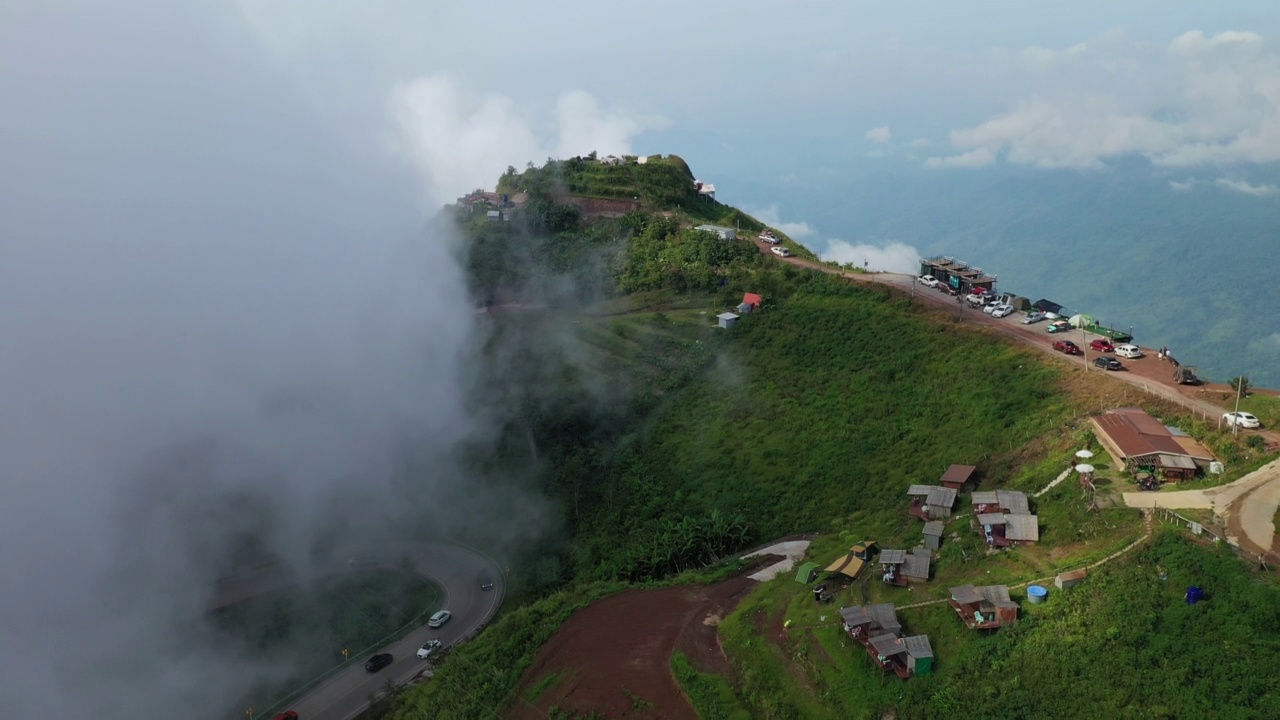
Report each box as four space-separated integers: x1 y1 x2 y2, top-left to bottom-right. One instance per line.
1068 314 1095 328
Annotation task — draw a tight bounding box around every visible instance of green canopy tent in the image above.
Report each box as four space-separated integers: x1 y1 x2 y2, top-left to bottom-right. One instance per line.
795 562 820 584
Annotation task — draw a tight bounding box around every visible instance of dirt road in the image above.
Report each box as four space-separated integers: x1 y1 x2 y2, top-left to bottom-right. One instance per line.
510 576 757 719
752 237 1280 558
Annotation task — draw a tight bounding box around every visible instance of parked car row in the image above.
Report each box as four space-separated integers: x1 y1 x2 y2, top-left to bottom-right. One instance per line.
918 274 1163 374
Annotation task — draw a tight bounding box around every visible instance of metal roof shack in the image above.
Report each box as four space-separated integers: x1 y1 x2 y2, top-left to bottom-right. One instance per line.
949 584 1019 630
879 548 931 585
1055 569 1088 590
716 312 739 329
839 603 901 638
939 464 977 490
1091 408 1215 480
841 604 932 679
1004 514 1040 544
903 635 934 676
919 257 997 294
972 489 1029 515
907 485 957 521
922 521 945 550
694 223 735 240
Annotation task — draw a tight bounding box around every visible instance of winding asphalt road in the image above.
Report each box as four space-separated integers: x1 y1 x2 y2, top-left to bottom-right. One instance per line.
211 542 504 720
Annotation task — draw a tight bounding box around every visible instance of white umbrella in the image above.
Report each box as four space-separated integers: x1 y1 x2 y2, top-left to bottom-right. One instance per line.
1075 463 1095 474
1075 450 1095 460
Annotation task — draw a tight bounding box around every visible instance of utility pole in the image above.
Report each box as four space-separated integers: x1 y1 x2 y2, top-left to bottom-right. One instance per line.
1233 375 1243 436
1082 323 1088 370
911 275 916 299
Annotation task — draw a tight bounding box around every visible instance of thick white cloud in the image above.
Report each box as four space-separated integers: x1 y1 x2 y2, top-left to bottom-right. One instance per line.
865 126 892 143
746 205 814 239
389 75 665 200
1215 178 1278 196
928 30 1280 169
822 240 920 274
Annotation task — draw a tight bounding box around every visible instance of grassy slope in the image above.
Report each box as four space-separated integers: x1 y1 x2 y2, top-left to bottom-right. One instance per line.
574 283 1078 572
389 163 1277 719
720 531 1280 720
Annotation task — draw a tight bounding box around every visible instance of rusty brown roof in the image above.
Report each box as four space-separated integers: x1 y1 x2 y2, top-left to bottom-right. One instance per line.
940 464 977 485
1092 413 1186 458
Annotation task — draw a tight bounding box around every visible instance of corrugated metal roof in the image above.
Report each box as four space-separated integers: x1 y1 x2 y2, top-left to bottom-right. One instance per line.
927 487 957 508
923 521 945 537
1093 410 1210 461
880 549 908 564
970 491 999 505
976 585 1012 604
1157 453 1197 469
977 512 1007 525
1005 514 1040 542
907 484 932 496
842 603 901 635
902 552 931 579
870 634 906 656
903 635 934 659
951 584 983 604
998 490 1030 515
940 464 976 484
1172 436 1215 461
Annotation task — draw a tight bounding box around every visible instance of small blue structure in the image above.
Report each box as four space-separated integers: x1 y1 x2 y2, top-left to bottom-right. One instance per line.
1026 585 1049 604
1186 586 1204 605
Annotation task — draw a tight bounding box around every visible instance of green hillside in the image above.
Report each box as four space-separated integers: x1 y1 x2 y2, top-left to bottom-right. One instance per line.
384 160 1277 720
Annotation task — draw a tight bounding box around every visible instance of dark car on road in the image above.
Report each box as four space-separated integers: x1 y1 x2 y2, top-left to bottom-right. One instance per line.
365 653 393 673
479 570 494 591
1053 340 1081 355
1093 357 1123 371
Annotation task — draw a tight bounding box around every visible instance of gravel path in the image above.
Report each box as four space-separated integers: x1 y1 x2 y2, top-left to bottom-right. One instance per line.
742 540 812 582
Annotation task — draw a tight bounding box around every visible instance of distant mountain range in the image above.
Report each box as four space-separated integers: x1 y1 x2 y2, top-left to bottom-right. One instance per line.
722 160 1280 388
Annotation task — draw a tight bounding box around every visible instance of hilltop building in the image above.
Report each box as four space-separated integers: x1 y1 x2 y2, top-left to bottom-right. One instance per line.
695 224 736 241
1090 408 1214 480
919 256 997 294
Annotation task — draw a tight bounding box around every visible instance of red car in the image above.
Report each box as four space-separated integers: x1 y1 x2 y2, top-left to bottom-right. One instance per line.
1089 339 1114 352
1053 340 1081 355
272 712 298 720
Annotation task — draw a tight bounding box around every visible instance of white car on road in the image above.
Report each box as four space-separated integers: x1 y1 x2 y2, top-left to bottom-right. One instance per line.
770 246 791 257
918 275 939 288
1223 412 1261 429
416 639 443 659
1115 344 1144 359
427 610 452 628
991 304 1014 318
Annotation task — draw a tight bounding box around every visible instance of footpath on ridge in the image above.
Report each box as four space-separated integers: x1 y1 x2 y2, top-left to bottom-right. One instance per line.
750 237 1280 562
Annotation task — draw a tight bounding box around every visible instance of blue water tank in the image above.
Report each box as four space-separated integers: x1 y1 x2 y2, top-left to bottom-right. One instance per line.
1027 585 1049 604
1186 586 1204 605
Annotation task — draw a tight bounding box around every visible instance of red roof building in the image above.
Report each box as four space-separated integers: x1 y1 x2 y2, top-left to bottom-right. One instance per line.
742 293 763 311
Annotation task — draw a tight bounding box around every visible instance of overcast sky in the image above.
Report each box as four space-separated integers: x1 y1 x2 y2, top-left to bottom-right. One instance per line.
1 1 1278 716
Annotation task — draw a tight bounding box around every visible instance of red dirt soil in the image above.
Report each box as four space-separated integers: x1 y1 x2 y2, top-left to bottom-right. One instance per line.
510 574 759 719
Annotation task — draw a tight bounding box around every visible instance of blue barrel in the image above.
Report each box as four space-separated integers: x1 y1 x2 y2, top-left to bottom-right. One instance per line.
1186 586 1204 605
1027 585 1049 604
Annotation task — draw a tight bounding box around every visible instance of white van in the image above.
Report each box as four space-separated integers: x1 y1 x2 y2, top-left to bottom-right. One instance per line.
1115 344 1144 359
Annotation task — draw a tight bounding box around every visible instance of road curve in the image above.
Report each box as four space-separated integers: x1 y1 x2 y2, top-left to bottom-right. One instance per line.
212 542 504 720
